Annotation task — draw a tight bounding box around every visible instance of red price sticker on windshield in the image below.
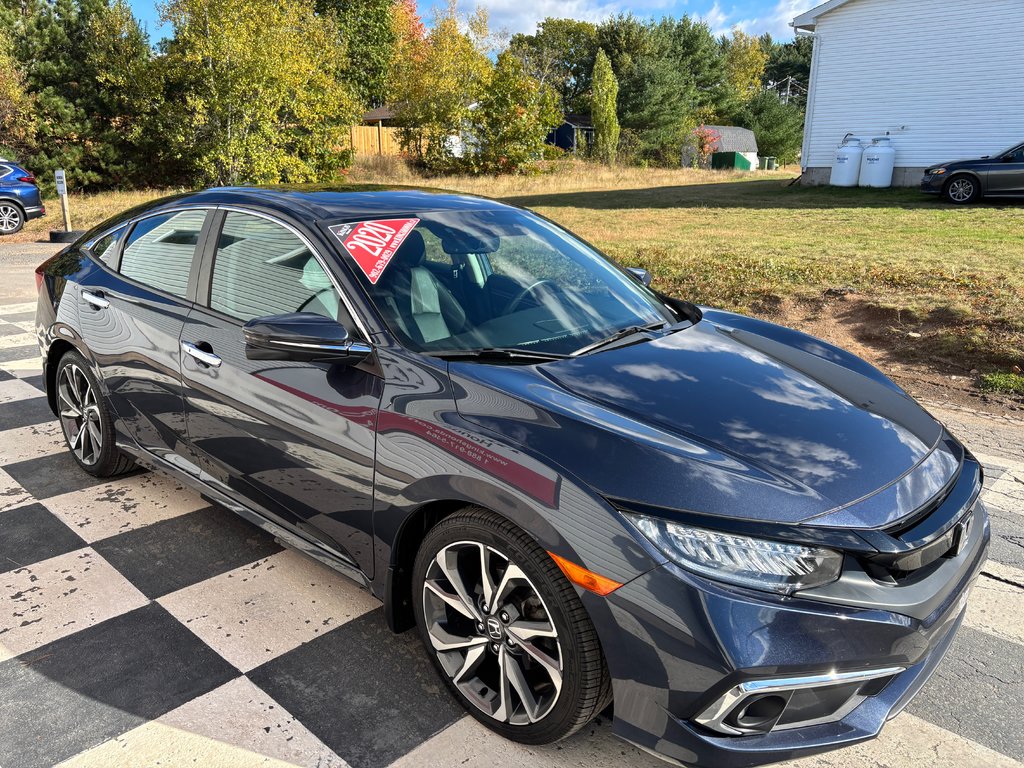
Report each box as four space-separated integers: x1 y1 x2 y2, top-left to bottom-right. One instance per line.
330 218 420 284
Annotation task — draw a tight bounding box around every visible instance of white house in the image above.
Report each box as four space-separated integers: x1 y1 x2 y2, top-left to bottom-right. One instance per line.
793 0 1024 185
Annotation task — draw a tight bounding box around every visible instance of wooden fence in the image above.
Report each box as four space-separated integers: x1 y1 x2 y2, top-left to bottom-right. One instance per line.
350 125 403 156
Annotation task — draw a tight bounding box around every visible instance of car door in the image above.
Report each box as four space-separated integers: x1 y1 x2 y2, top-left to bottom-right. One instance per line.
76 207 213 466
180 208 381 575
986 144 1024 195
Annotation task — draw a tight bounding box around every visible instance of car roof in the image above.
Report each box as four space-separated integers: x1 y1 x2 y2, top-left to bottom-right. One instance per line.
151 184 514 222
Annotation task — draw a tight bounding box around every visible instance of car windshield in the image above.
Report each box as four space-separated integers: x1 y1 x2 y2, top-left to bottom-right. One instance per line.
327 208 677 357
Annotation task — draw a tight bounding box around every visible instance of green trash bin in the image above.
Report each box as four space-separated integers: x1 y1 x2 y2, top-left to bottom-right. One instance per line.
758 156 769 170
711 152 753 171
767 157 778 171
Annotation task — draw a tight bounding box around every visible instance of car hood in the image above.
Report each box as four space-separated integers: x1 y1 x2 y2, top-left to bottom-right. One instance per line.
452 314 962 528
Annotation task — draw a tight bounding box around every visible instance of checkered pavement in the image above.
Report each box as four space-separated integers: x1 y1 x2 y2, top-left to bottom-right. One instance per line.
1 298 1023 768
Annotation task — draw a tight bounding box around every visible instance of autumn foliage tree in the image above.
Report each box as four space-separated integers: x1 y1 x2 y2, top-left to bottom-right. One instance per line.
0 33 34 158
470 52 560 174
722 27 768 103
160 0 360 185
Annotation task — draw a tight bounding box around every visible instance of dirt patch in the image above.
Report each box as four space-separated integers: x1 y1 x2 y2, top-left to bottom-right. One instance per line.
758 294 1024 418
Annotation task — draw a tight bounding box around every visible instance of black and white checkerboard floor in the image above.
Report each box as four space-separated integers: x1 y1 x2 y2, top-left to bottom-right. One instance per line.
1 299 1023 768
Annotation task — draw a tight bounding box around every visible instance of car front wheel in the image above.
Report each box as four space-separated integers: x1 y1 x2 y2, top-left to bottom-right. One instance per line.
0 203 24 234
944 175 981 204
413 507 612 744
55 351 136 477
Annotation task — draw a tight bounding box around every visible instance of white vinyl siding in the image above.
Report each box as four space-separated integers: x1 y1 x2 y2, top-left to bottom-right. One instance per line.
802 0 1024 170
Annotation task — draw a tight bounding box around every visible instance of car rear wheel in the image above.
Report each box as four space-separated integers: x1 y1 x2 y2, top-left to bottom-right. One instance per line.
413 507 612 744
944 175 980 204
0 203 24 234
56 351 136 477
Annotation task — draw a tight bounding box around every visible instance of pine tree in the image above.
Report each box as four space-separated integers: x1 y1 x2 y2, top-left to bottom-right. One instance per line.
590 49 619 165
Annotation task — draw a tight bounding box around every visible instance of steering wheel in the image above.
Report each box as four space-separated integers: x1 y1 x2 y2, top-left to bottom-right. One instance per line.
507 279 564 314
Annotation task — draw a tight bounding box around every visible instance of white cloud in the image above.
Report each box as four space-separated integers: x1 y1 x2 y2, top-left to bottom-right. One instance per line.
449 0 816 42
762 0 815 38
462 0 626 37
700 0 815 39
700 1 733 35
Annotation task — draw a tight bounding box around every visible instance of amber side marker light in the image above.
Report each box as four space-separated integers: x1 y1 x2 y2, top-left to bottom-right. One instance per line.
548 551 623 596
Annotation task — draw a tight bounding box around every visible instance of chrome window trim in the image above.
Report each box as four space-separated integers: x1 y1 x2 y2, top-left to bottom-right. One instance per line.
84 205 211 260
694 666 906 736
214 205 372 342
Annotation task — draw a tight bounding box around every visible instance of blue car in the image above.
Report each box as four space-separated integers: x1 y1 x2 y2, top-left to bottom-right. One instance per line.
35 187 988 767
0 158 45 234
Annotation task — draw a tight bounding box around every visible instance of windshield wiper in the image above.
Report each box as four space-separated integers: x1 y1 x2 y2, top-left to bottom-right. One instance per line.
427 347 570 363
571 321 668 357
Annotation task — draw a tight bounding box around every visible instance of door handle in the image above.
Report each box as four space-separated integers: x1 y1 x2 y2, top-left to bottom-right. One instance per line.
182 341 222 368
81 290 109 309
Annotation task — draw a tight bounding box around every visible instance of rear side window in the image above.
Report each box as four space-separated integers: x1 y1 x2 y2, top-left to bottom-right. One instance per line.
120 210 207 299
89 225 128 268
208 211 346 324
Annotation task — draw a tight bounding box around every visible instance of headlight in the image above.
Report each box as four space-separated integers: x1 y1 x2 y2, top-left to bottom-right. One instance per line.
627 515 843 595
929 168 947 175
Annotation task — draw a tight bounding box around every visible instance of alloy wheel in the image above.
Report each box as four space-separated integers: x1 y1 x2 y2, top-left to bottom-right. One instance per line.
58 363 103 466
422 541 564 726
948 178 975 202
0 205 22 233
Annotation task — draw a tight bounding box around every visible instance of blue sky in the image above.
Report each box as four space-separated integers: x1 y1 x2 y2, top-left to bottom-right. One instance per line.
129 0 813 43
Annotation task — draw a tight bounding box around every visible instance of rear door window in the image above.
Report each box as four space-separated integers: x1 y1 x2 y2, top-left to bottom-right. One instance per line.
119 210 208 299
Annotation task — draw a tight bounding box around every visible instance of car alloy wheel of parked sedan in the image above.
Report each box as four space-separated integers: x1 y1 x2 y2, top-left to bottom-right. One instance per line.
35 186 989 768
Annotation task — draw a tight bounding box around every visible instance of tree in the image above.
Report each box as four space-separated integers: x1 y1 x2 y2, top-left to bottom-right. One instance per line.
86 0 162 185
596 15 694 164
658 16 728 118
391 0 491 172
316 0 396 109
736 90 804 164
0 32 34 158
508 18 597 114
161 0 360 185
590 48 618 164
722 27 768 103
1 0 156 189
762 34 813 104
469 52 560 174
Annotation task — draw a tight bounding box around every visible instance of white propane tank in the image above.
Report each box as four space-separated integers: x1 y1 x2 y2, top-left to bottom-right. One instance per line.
830 136 864 186
859 137 896 188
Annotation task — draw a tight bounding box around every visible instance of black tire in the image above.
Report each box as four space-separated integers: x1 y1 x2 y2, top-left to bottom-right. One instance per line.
944 174 981 204
413 507 612 744
55 350 136 477
0 202 24 235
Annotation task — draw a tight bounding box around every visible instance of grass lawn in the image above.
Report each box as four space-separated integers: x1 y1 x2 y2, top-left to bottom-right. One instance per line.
12 164 1024 373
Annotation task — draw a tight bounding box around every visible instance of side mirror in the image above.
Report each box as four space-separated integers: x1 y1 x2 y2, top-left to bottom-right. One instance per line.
626 267 653 287
243 312 372 364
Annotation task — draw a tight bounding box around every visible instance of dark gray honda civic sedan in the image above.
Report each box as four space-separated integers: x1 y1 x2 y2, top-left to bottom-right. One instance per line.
34 186 989 767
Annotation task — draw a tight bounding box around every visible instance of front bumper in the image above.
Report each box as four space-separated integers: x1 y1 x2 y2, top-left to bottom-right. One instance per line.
920 173 946 194
585 501 990 768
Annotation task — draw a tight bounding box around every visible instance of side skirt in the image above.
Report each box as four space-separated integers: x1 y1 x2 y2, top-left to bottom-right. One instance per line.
114 437 375 593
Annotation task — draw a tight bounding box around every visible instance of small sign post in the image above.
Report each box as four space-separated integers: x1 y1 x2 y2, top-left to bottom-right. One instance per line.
54 169 71 231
